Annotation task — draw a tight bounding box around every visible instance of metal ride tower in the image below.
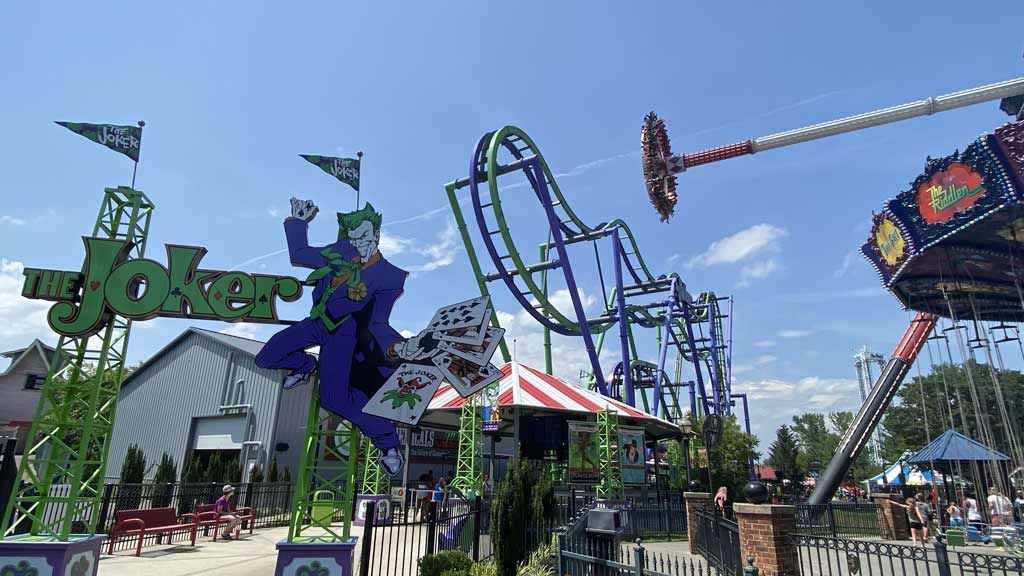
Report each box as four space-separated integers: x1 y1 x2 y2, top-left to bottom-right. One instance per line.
2 186 154 540
445 126 734 421
853 346 886 464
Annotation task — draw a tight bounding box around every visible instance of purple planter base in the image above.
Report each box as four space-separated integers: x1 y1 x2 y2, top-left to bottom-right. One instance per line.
275 538 357 576
0 533 104 576
353 494 390 527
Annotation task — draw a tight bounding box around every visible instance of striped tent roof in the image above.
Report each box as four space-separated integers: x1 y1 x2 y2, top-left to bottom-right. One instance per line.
427 361 678 431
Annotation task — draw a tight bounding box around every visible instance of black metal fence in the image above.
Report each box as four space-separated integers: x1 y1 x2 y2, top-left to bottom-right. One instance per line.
357 498 487 576
793 533 1024 576
89 481 298 552
795 502 880 539
695 507 741 576
559 531 720 576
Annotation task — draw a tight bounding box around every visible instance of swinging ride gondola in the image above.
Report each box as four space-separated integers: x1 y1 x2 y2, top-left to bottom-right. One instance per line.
642 74 1024 504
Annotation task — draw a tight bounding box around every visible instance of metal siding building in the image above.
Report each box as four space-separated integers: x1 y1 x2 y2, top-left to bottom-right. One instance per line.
108 327 311 481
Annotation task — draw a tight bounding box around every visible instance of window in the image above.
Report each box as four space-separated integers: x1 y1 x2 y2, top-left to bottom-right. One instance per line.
24 374 45 390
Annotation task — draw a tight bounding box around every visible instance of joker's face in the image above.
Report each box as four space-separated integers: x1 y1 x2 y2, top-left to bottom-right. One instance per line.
348 220 379 261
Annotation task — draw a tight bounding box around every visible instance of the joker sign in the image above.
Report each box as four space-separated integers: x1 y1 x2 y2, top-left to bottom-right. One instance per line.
256 198 429 475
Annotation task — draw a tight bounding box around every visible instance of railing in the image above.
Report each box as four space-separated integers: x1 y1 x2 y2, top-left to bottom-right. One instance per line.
559 535 720 576
795 502 880 539
793 533 1024 576
695 507 741 576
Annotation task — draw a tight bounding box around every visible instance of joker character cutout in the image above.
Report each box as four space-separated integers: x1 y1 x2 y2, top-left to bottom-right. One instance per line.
256 198 430 476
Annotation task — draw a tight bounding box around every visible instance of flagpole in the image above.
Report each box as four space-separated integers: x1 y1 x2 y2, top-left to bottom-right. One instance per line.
131 120 145 190
356 151 363 210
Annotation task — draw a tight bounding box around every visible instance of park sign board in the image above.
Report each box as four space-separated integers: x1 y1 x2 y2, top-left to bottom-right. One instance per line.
21 237 303 338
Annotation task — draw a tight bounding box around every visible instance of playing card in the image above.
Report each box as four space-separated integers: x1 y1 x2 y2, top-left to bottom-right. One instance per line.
433 309 492 346
362 363 444 425
425 296 490 332
437 326 505 365
432 352 502 397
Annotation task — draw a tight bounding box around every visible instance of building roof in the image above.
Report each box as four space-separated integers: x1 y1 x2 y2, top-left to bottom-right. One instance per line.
425 361 680 438
906 429 1010 464
0 339 55 377
753 465 777 481
122 326 272 387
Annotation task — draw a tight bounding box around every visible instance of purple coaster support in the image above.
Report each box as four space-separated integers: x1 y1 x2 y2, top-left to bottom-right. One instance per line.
353 494 389 527
275 538 357 576
0 533 104 576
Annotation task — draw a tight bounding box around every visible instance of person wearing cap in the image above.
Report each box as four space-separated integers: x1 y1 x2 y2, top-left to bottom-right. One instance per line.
215 485 242 541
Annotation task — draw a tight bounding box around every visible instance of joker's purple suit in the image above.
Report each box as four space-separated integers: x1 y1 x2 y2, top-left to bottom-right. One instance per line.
255 218 406 451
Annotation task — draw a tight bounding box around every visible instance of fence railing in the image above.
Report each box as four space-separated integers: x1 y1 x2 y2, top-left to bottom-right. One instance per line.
793 533 1024 576
795 502 880 539
559 534 720 576
695 507 741 576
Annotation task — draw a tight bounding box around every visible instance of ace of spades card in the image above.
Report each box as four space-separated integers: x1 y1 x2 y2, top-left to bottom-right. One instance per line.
425 295 490 333
437 326 505 365
432 353 502 397
363 363 444 424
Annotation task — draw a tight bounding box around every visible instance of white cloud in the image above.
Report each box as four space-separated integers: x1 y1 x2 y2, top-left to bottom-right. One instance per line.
753 340 776 348
834 250 857 278
378 231 415 256
737 375 862 442
736 258 780 288
219 323 264 340
404 220 461 273
267 206 281 219
0 260 54 351
731 354 776 376
778 329 814 338
400 329 415 339
687 224 787 268
0 216 26 226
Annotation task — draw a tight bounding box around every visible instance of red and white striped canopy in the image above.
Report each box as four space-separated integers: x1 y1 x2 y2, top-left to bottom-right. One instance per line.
427 361 677 429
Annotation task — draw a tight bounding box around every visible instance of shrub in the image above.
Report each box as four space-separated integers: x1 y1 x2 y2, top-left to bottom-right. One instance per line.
491 460 534 576
268 455 279 482
118 444 146 509
150 453 177 507
419 550 473 576
469 561 498 576
531 472 556 523
250 463 265 483
516 544 555 576
206 452 225 484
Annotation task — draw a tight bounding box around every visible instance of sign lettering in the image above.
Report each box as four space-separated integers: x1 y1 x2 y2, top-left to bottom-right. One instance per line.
916 162 986 224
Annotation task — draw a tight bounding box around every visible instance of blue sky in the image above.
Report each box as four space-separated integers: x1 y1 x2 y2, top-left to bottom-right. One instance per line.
1 2 1021 447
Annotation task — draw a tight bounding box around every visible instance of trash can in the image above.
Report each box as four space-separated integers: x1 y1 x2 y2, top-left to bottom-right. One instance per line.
311 490 336 525
586 509 623 576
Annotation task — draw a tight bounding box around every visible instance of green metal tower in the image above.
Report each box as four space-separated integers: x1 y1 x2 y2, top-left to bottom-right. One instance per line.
596 409 623 500
287 374 360 543
359 439 390 496
450 394 481 498
2 186 154 540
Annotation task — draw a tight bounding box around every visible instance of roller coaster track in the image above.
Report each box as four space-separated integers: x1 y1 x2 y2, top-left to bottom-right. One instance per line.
446 126 732 415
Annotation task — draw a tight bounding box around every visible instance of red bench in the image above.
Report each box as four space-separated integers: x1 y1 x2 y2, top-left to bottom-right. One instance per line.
195 503 255 540
107 507 198 556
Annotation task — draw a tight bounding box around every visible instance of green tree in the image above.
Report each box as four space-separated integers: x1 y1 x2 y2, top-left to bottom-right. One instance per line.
221 453 241 484
268 455 280 482
249 463 265 483
829 411 883 483
531 469 556 523
182 454 203 484
120 444 146 483
491 460 533 576
282 466 291 482
150 453 177 507
881 361 1024 462
206 452 225 485
178 454 205 514
697 416 759 500
766 425 802 483
791 413 838 473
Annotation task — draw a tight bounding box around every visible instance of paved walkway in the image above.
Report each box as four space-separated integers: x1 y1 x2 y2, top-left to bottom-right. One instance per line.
98 525 366 576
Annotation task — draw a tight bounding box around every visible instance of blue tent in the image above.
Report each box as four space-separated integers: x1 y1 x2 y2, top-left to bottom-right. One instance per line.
865 458 933 487
906 430 1009 464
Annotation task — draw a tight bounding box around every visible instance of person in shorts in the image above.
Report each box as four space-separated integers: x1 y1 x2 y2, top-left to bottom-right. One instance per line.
895 497 926 547
215 485 242 541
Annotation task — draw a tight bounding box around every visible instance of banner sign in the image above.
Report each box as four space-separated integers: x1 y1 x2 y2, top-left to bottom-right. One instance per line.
619 426 645 485
860 210 914 285
568 422 599 484
56 121 142 161
21 238 303 337
300 154 361 192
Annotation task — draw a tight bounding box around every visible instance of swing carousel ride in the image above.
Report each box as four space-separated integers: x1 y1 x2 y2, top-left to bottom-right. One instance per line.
641 74 1024 504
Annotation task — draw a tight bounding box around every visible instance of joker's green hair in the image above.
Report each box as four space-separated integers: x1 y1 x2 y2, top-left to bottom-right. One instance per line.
337 202 382 239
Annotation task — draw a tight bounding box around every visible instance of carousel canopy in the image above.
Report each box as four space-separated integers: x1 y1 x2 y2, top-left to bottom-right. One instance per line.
906 429 1009 464
421 361 680 438
861 119 1024 321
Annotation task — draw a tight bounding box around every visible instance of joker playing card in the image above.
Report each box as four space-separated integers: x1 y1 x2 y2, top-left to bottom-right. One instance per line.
432 309 492 346
432 352 502 397
363 363 444 424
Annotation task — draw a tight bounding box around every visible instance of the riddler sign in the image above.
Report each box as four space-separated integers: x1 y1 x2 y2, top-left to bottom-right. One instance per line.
21 237 303 338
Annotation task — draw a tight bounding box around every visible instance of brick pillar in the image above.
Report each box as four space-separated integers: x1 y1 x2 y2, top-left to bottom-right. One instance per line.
734 503 798 576
873 494 909 540
684 492 712 555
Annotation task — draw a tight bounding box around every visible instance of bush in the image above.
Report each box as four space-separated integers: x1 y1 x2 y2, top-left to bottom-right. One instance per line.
150 453 177 507
250 464 264 483
531 472 556 523
118 444 146 509
419 550 473 576
516 544 555 576
268 455 279 482
470 561 498 576
491 460 534 576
